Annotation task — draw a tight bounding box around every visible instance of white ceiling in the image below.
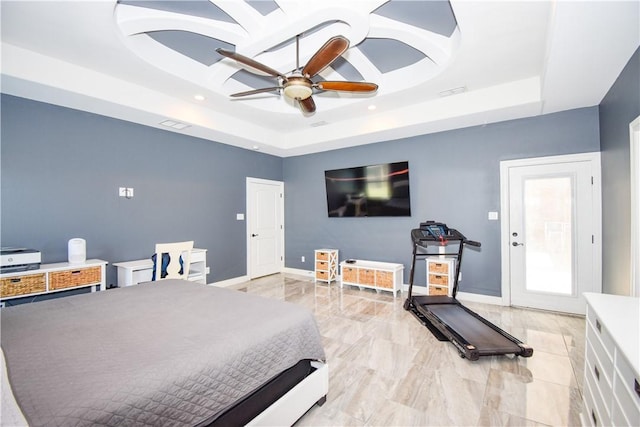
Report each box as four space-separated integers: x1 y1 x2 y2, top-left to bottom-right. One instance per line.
1 1 639 157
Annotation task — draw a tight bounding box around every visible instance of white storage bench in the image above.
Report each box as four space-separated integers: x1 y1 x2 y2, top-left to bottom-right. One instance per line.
339 259 404 297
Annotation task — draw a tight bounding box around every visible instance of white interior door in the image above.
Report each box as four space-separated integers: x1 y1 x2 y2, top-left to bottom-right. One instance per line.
500 153 601 315
247 178 284 279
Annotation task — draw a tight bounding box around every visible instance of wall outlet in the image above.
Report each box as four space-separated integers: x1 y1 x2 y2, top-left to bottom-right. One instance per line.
301 256 305 262
119 187 134 198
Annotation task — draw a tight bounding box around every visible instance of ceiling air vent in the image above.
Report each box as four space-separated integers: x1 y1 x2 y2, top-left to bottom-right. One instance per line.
310 121 329 128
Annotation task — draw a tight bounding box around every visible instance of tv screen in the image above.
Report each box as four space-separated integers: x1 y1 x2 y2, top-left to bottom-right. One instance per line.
324 161 411 217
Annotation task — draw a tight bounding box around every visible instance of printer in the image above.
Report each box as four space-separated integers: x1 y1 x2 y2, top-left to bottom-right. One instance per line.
0 248 41 273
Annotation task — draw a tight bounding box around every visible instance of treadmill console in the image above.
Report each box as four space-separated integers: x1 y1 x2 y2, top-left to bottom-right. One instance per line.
421 221 449 239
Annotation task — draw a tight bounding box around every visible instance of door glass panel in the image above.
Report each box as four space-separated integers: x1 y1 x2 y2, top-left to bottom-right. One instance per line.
524 176 573 295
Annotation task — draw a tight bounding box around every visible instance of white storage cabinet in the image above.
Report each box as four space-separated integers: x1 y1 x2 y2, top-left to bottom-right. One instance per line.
314 249 338 284
426 258 456 296
581 293 639 427
0 259 108 304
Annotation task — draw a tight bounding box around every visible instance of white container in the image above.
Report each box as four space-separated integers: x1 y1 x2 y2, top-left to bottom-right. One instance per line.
68 238 86 264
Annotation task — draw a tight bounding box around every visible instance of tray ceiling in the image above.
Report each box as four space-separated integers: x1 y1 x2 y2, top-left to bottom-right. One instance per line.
1 1 639 156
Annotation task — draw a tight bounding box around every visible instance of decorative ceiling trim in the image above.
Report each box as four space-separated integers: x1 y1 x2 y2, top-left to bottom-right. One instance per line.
115 0 460 114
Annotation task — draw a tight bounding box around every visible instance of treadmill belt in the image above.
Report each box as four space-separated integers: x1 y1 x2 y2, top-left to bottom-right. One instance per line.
428 304 522 354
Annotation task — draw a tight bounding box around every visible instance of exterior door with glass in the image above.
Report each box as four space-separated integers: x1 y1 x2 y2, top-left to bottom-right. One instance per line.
501 153 601 315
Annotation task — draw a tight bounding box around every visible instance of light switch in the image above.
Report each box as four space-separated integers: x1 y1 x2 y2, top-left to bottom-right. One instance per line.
236 213 245 220
488 211 499 220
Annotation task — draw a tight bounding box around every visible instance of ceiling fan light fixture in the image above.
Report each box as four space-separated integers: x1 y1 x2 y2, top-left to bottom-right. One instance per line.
283 76 313 100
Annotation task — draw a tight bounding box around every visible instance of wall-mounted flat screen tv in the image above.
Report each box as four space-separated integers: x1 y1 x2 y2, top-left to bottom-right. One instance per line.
324 161 411 217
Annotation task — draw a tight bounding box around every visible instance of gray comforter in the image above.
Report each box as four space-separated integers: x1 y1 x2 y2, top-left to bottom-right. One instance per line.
1 280 325 426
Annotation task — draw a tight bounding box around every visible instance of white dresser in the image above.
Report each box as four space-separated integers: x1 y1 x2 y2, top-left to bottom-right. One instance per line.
581 293 639 427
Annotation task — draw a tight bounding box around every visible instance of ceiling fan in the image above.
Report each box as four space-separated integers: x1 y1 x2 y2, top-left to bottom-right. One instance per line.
216 35 378 114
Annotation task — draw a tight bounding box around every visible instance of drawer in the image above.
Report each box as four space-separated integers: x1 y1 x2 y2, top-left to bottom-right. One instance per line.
316 251 329 261
584 373 611 427
49 266 101 290
342 267 357 283
0 273 46 297
316 261 328 270
428 274 449 286
359 269 375 285
586 311 616 360
615 352 640 409
585 358 612 426
428 261 450 274
375 270 393 289
316 270 328 281
613 368 640 427
585 341 613 407
586 323 614 385
428 285 449 296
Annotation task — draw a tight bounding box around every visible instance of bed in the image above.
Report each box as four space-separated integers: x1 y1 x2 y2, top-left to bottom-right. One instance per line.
0 279 328 426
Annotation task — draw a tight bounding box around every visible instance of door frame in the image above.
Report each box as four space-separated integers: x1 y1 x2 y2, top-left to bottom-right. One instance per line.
246 177 285 279
499 152 602 307
631 116 640 297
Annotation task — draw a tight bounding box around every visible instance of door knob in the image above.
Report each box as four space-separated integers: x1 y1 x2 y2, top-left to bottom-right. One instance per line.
251 233 259 237
512 242 523 246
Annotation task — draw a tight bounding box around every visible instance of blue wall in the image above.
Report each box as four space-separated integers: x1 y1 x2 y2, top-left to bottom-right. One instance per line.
1 94 605 298
283 107 600 296
1 95 283 287
599 47 640 295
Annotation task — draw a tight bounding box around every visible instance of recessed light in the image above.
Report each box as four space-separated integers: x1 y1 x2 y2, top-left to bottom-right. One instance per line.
194 94 205 101
368 105 376 111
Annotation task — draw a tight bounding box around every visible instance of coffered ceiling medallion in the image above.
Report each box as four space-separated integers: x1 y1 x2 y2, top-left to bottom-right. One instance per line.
115 0 460 115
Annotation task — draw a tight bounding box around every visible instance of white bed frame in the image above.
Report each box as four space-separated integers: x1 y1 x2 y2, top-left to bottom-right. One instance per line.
248 361 329 426
2 349 327 427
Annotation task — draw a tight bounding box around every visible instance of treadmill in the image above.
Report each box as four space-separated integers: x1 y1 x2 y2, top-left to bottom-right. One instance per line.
404 221 533 361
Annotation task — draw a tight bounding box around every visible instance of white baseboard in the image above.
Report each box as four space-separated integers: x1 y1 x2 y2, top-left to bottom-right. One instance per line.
213 273 503 306
456 291 504 305
282 267 315 279
402 284 426 295
210 275 250 288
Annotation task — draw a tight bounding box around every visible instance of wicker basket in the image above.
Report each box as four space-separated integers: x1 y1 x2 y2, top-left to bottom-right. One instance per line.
429 285 449 296
49 266 101 290
375 271 393 288
0 273 46 297
428 262 450 274
359 269 375 285
316 251 329 261
428 274 448 286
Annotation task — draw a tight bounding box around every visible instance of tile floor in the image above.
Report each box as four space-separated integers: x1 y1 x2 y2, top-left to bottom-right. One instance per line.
233 273 586 427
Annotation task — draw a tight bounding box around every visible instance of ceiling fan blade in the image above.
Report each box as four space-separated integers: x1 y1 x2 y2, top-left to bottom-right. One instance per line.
302 36 349 78
216 48 287 80
229 87 282 97
297 96 316 113
316 81 379 92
